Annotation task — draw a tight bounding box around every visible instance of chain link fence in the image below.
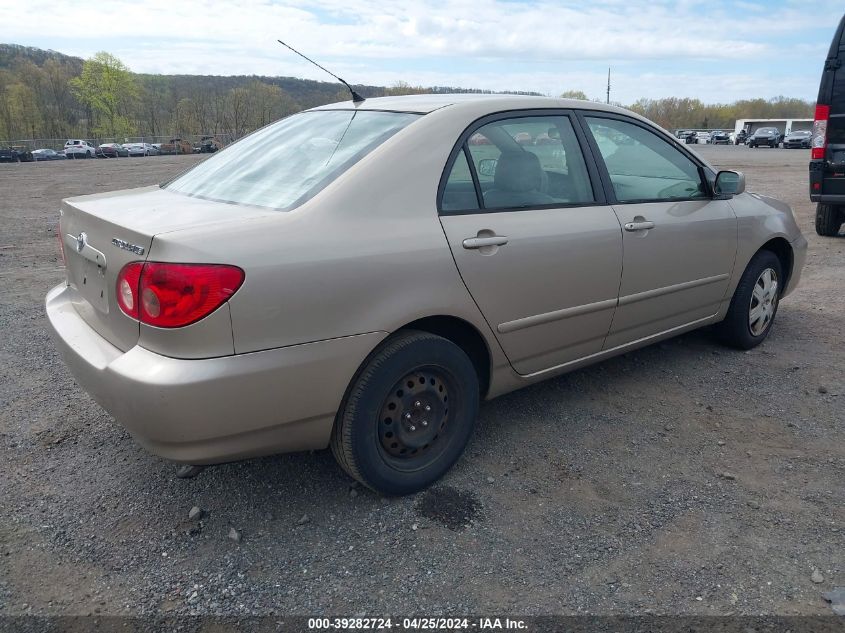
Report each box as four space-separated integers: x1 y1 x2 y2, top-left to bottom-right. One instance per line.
0 133 241 151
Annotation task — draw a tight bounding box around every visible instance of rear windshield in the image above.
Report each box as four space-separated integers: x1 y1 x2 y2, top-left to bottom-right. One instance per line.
164 110 419 210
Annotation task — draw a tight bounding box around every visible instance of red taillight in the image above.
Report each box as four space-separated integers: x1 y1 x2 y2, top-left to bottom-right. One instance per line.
116 262 143 319
811 104 830 160
116 262 244 328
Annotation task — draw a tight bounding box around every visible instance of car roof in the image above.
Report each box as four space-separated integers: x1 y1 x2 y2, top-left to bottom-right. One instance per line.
309 93 633 116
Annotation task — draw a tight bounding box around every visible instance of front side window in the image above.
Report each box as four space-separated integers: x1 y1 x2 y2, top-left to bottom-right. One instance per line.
165 110 419 210
585 117 706 203
441 114 595 212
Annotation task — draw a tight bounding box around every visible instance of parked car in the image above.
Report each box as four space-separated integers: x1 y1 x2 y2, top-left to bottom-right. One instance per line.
32 148 68 161
13 146 33 162
810 12 845 236
783 130 812 149
64 140 96 158
97 143 129 158
122 143 151 157
468 133 491 145
199 136 223 153
747 128 781 148
46 94 807 495
735 129 749 145
694 131 711 144
159 138 193 155
0 147 21 163
0 146 33 162
146 143 160 156
710 130 731 145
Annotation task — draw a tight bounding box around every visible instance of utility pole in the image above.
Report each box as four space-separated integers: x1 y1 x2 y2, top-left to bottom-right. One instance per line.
606 67 611 105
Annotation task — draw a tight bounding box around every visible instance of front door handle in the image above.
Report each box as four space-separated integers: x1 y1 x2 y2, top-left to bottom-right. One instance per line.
462 236 509 249
624 221 655 232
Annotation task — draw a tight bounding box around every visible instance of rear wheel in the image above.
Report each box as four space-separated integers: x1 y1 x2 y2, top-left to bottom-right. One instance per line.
331 330 479 496
717 250 783 350
815 203 843 237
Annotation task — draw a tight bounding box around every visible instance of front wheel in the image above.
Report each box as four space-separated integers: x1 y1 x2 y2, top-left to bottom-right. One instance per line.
331 330 480 496
717 250 783 350
815 203 843 237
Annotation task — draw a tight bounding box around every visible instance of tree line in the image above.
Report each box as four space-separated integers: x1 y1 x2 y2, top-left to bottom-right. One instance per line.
0 48 310 143
560 90 815 130
0 44 817 145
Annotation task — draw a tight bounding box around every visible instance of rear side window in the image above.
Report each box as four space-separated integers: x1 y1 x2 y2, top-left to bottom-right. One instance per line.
441 149 478 212
585 117 706 203
441 114 595 212
165 110 419 210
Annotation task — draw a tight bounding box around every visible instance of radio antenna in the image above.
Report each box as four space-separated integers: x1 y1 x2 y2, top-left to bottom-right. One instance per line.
277 39 365 103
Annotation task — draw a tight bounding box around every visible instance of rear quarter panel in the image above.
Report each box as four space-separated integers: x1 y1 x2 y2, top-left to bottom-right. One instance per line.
150 106 511 375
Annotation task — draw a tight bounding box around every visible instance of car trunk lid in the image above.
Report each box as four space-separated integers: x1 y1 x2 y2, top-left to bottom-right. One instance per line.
59 185 274 351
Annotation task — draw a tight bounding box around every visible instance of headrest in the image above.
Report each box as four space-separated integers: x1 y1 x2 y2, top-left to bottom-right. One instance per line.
494 151 543 193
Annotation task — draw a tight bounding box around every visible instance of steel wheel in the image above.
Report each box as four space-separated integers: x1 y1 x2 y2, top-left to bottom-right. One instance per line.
749 267 778 336
331 330 479 495
377 367 455 471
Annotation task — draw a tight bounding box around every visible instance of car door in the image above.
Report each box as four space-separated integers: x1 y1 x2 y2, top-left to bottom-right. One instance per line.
438 111 623 375
579 113 738 349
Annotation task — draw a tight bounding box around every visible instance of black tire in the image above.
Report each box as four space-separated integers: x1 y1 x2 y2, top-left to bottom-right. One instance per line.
717 250 783 350
331 330 480 496
815 203 843 237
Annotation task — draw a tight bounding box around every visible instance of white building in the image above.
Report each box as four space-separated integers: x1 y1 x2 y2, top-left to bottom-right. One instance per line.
734 118 813 136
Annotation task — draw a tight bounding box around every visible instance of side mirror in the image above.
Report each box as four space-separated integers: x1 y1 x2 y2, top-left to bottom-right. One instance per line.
714 170 745 197
477 158 498 178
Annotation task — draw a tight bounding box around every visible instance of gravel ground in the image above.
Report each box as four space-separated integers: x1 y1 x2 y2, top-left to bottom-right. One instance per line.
0 146 842 618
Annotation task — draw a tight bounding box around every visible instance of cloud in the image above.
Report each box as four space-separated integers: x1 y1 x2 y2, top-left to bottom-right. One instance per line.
5 0 771 61
3 0 839 101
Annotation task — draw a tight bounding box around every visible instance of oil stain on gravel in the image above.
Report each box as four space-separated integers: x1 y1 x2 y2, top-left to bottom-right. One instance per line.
415 485 481 530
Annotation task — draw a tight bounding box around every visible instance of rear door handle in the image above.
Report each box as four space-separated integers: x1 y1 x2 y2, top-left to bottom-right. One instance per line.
624 221 655 232
462 236 509 249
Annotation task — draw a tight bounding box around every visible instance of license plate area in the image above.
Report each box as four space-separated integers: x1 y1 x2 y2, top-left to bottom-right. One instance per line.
68 252 108 313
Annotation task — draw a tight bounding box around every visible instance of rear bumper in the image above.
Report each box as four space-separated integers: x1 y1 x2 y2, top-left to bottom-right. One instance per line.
808 159 845 202
810 195 845 203
46 283 386 464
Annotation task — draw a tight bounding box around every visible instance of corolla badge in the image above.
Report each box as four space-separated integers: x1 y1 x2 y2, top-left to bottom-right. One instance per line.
111 238 145 256
76 232 87 253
